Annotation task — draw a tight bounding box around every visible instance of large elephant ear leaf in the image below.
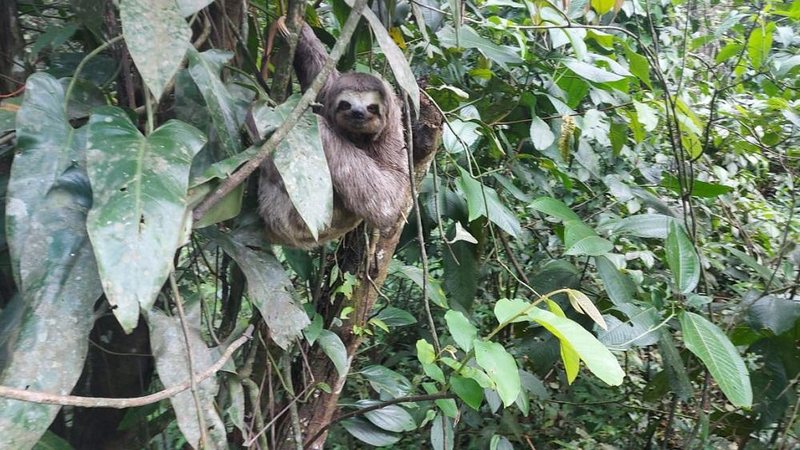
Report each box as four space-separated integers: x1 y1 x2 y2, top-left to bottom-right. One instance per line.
0 168 102 449
6 73 83 288
86 107 206 333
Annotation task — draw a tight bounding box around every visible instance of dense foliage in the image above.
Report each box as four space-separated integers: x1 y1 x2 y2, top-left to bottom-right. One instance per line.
0 0 798 449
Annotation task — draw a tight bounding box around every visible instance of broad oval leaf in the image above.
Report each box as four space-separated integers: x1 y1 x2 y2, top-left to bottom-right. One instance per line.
457 168 521 237
444 310 477 352
665 221 700 294
564 59 627 83
473 340 520 407
86 107 206 332
148 308 227 449
529 196 580 222
529 116 555 150
250 98 332 240
357 401 417 432
564 220 614 256
361 365 414 398
450 376 483 410
342 417 401 447
680 312 752 408
430 414 454 450
595 255 635 306
494 298 532 324
317 329 349 378
120 0 191 99
528 307 625 385
608 214 679 239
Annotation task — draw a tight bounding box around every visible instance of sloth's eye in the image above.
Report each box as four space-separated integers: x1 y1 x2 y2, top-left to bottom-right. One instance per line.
367 104 380 114
337 101 351 111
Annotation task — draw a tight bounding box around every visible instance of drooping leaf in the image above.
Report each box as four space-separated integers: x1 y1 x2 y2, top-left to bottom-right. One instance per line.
148 308 227 449
6 73 83 287
317 329 349 377
250 98 332 240
392 263 448 308
473 340 520 407
186 49 243 156
529 116 555 150
430 414 454 450
342 418 401 447
545 300 581 383
374 306 417 327
595 255 635 306
120 0 191 99
357 401 417 432
0 168 101 450
436 25 523 69
665 221 700 294
457 169 520 236
747 22 776 70
442 237 479 310
444 310 477 352
450 376 483 410
494 298 532 324
608 214 679 239
564 59 627 83
660 173 733 198
529 196 580 222
208 229 309 349
528 307 625 385
359 5 420 113
361 365 414 398
563 221 614 256
680 312 752 408
86 107 205 332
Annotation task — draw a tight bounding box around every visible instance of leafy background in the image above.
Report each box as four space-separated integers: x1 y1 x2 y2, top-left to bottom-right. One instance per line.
0 0 798 449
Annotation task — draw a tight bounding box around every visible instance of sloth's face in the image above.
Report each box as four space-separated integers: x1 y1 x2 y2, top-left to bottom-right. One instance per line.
332 90 386 138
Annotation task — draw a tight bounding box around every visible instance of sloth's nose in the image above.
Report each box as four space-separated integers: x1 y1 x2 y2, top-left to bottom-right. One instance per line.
350 108 366 120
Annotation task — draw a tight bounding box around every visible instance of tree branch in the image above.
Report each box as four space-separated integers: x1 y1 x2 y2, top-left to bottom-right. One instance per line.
0 326 253 409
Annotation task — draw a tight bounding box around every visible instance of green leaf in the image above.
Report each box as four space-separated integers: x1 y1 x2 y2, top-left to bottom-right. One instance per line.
528 307 625 385
545 300 581 383
529 196 580 221
490 435 514 450
0 167 101 449
680 312 752 408
6 74 84 287
208 229 309 349
317 330 348 377
625 45 652 88
747 22 776 70
457 169 520 236
359 5 420 113
444 310 478 352
186 49 243 156
681 129 703 159
148 308 227 449
665 221 700 294
473 340 520 407
430 414 454 450
342 417 400 446
361 365 414 398
564 220 614 256
375 306 417 327
442 237 479 310
86 107 205 332
660 173 733 198
437 25 523 70
450 376 483 410
416 339 436 365
392 264 448 308
564 59 626 83
358 401 417 432
120 0 191 99
494 298 532 324
529 116 555 150
595 255 635 306
608 214 679 239
250 98 332 241
591 0 615 14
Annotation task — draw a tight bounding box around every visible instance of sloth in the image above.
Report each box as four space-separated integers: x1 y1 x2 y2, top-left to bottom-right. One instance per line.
257 23 409 248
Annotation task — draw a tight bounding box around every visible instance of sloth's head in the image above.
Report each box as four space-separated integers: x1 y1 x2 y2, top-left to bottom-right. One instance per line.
325 73 391 141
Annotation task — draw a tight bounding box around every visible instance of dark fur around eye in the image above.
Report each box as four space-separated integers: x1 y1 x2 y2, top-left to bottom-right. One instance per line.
337 101 351 111
367 104 380 114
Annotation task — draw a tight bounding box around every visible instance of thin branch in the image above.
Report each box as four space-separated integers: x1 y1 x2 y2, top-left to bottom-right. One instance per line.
0 326 253 408
192 0 370 221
